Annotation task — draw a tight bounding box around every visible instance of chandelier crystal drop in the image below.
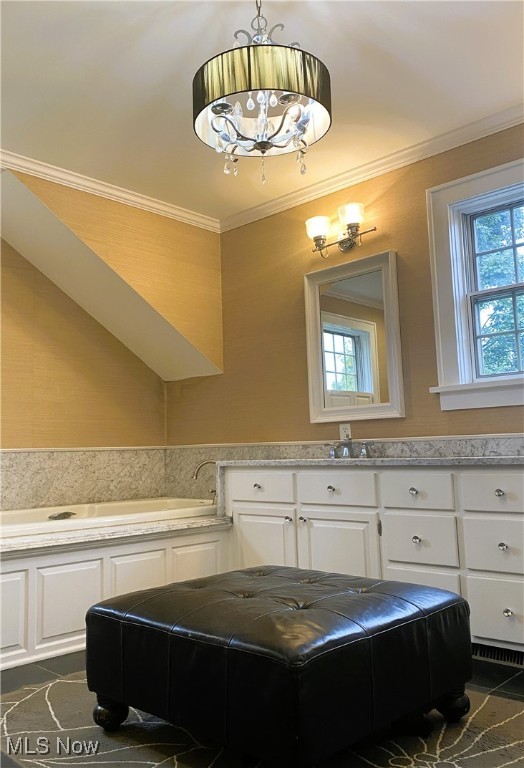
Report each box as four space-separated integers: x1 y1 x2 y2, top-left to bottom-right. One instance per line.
192 0 331 181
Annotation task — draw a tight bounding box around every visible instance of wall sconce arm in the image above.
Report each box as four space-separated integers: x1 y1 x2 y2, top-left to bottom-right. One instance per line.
311 225 377 258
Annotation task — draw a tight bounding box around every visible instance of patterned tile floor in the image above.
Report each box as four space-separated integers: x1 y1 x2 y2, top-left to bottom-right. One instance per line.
1 652 523 767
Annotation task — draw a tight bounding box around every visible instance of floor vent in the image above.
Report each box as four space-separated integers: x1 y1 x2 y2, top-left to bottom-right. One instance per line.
472 642 524 667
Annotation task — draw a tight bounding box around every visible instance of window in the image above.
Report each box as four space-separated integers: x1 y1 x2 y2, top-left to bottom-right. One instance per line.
322 329 359 392
468 203 524 378
321 311 378 407
427 160 524 410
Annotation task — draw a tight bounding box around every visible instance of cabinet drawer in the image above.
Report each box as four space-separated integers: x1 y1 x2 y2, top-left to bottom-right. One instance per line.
297 471 377 507
380 472 454 510
228 472 295 503
460 473 523 513
463 516 524 575
384 565 461 594
467 575 524 645
383 512 459 567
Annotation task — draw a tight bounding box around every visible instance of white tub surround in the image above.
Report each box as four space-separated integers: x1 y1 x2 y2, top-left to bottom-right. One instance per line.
220 457 524 657
1 498 232 670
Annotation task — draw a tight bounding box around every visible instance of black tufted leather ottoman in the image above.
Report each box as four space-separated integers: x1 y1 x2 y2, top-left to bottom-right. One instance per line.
86 566 471 765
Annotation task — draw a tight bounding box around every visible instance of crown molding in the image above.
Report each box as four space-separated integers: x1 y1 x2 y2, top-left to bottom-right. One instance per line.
1 106 521 235
219 105 524 232
0 149 221 234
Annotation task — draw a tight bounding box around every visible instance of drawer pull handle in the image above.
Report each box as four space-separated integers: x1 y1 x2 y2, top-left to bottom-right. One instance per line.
284 516 293 523
298 516 307 523
503 608 514 618
494 488 505 497
253 483 262 490
498 542 509 551
408 487 419 496
327 485 336 493
412 535 422 545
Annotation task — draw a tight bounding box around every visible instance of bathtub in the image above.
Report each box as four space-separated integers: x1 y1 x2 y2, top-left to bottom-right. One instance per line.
0 497 217 538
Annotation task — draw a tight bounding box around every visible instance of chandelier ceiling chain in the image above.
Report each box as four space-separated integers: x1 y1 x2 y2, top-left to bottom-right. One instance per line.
192 0 331 183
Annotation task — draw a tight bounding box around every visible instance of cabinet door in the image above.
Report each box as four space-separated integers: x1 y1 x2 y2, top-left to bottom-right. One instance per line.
228 472 295 503
0 570 28 656
296 508 380 578
463 516 524 575
380 472 454 510
297 471 377 507
460 473 523 513
233 505 297 569
110 549 166 596
171 535 226 582
467 575 524 645
36 559 103 647
382 512 459 567
383 564 461 593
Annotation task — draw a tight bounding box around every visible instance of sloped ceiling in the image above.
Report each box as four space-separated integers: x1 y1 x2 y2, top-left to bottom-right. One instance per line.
1 170 222 381
1 1 522 226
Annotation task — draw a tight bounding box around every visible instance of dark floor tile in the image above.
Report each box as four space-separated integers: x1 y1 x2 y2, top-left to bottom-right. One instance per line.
0 750 24 767
0 663 59 694
495 670 524 696
490 689 524 703
38 650 85 677
470 658 521 691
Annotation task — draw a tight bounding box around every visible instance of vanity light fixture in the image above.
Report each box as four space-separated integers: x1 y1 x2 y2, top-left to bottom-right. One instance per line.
192 0 331 183
305 203 377 258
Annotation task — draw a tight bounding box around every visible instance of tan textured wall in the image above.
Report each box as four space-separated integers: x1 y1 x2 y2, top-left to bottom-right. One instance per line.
1 242 165 448
14 173 223 370
166 125 524 444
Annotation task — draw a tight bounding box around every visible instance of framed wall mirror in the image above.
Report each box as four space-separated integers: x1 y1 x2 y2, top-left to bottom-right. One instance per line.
304 250 405 422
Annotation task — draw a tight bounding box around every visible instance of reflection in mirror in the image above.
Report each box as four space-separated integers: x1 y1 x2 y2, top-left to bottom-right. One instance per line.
304 251 405 422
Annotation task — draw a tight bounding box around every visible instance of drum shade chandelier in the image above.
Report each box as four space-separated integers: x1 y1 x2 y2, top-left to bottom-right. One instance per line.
192 0 331 182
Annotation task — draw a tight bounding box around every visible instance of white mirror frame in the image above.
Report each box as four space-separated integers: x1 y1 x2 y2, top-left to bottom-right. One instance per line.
304 250 405 422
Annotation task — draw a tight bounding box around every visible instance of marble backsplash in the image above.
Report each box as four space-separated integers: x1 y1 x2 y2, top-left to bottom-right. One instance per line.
1 435 522 510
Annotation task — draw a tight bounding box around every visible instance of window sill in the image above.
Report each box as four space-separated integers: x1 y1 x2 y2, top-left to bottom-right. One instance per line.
429 377 524 411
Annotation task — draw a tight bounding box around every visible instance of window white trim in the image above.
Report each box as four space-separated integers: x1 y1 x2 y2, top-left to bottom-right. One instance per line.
427 159 524 410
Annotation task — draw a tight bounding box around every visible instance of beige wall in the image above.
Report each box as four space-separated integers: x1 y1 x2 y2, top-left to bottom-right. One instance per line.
14 173 223 370
166 125 524 444
2 127 522 449
1 241 165 448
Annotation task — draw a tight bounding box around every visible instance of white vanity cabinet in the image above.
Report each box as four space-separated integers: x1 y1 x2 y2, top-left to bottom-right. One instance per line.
223 460 523 654
227 469 381 578
460 472 524 649
380 471 461 593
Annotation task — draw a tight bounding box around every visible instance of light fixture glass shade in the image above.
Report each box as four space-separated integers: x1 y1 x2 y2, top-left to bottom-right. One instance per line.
193 44 331 159
306 216 331 241
338 203 365 227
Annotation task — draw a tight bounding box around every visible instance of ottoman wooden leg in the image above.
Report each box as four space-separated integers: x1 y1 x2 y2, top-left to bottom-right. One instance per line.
436 686 471 723
93 695 129 731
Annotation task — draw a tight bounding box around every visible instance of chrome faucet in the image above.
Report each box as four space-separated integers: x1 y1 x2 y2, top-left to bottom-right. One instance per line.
191 460 218 503
327 441 352 458
191 459 217 480
358 442 371 458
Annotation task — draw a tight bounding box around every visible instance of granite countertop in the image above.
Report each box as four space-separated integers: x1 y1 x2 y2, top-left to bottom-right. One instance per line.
217 456 523 467
1 514 232 557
